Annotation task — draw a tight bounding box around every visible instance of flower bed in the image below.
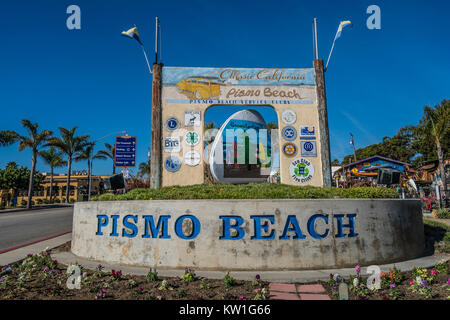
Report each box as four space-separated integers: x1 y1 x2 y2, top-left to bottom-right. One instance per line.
321 261 450 300
0 243 269 300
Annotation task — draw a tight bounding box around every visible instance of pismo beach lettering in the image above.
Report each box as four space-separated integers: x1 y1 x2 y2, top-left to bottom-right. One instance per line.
96 214 358 240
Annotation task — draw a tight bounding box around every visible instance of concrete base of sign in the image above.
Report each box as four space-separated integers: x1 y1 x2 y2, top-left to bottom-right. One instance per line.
72 199 425 271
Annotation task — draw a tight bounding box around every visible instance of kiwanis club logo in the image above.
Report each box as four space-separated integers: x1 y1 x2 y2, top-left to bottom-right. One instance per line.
289 158 314 183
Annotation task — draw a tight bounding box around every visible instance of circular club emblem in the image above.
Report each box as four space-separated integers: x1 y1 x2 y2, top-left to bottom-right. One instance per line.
165 117 180 132
184 150 201 166
281 109 297 125
164 156 181 172
184 131 200 146
281 126 297 141
282 142 297 157
289 158 314 183
303 141 314 152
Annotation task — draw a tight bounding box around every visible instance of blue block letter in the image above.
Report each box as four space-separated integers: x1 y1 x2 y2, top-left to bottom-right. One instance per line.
110 215 119 237
220 216 245 240
251 215 275 240
122 215 138 238
142 215 171 239
174 215 201 240
96 215 109 235
279 215 306 240
334 214 358 238
307 214 329 239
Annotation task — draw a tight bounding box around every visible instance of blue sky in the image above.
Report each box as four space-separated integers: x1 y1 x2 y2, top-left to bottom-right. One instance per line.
0 0 448 175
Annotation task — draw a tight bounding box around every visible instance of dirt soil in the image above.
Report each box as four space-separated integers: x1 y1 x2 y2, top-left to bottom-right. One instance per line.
0 241 268 300
1 241 449 300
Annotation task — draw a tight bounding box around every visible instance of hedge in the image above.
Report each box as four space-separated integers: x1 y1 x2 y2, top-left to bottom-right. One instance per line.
91 183 399 201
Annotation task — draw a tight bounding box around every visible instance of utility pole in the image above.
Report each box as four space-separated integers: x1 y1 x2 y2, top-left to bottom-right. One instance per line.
350 133 357 162
150 62 163 189
313 18 332 187
150 17 163 189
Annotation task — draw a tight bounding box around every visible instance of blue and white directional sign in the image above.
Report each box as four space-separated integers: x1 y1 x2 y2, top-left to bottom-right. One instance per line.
115 135 137 167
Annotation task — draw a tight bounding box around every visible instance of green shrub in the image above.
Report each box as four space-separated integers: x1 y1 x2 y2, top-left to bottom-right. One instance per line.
21 199 27 206
91 183 399 201
36 198 43 204
53 198 61 203
436 208 450 219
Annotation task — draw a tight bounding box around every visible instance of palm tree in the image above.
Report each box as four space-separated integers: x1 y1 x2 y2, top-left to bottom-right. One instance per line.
96 142 116 174
0 120 53 209
46 127 90 203
74 142 106 199
417 100 449 187
39 147 66 202
0 131 19 146
138 160 151 185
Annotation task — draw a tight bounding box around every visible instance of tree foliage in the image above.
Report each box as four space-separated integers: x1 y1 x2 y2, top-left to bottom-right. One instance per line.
96 142 116 174
412 99 449 167
341 100 449 168
0 162 44 191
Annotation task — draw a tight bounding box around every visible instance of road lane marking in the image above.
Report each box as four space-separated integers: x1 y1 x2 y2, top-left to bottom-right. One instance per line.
0 231 72 255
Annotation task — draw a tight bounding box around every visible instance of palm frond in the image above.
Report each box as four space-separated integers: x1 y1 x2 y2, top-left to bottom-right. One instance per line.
0 130 19 146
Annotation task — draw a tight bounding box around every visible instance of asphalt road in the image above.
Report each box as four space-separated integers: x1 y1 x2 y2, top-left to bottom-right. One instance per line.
0 207 73 252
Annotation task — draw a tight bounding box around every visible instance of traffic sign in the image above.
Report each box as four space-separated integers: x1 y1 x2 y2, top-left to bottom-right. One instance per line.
115 135 137 167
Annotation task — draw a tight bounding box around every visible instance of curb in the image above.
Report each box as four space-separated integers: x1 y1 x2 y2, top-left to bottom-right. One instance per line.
0 231 72 254
0 233 72 267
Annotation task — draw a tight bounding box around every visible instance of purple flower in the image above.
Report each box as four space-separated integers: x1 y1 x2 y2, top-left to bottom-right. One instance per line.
43 267 49 272
27 254 33 257
0 277 5 283
389 283 396 289
446 278 450 286
255 274 260 280
355 264 361 276
49 269 55 275
421 279 427 288
97 264 102 271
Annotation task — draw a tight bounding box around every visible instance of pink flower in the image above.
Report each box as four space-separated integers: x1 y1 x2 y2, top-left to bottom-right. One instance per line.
355 264 361 275
430 269 437 276
446 278 450 285
238 296 246 300
410 280 414 286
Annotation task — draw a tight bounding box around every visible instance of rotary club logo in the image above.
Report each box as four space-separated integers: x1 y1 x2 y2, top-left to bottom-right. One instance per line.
282 142 297 157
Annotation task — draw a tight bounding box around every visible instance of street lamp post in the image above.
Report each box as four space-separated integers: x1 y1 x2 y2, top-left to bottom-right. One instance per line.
88 130 126 201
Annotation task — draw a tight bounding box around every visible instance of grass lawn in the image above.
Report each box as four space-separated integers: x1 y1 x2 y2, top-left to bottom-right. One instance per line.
423 218 450 254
